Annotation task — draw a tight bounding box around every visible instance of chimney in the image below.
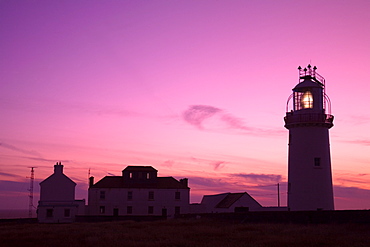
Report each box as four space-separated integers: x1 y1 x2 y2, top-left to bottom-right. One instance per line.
89 176 94 188
180 178 188 187
54 161 63 174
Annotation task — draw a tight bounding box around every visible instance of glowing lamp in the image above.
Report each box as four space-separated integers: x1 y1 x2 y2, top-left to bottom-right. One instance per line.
301 91 313 109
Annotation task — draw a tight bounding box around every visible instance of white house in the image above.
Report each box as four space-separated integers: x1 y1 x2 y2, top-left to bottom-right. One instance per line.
190 192 288 213
37 162 85 223
88 166 190 218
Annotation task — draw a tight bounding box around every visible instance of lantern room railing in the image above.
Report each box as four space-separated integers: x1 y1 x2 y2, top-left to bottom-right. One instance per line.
284 112 334 129
298 64 325 87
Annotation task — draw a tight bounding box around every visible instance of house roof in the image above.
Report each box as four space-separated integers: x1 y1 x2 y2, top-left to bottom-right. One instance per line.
40 173 76 186
215 192 262 208
123 166 157 172
91 176 189 189
215 193 244 208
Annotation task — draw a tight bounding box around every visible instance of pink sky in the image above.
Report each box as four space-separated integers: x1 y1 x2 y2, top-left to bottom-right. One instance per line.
1 0 370 212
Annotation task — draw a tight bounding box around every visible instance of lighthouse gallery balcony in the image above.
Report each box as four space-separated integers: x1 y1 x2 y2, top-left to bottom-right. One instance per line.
284 112 334 129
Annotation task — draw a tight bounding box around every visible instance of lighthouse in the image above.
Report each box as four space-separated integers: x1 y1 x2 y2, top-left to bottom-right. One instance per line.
284 65 334 211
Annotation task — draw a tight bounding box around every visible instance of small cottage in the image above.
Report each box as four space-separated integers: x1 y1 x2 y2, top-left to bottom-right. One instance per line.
191 192 263 213
37 162 84 223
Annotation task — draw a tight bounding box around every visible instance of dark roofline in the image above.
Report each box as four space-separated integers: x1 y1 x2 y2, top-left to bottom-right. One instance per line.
205 192 262 208
40 173 76 185
123 166 157 171
90 176 189 189
236 192 263 207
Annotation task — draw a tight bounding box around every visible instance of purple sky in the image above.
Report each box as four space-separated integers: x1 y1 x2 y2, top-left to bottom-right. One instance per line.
1 0 370 212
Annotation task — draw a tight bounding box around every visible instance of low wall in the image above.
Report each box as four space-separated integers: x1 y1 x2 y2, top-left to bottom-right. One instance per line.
76 215 165 222
179 210 370 224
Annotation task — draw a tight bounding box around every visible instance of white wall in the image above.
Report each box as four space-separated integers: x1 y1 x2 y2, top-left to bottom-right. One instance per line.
288 126 334 211
88 188 189 217
37 202 78 223
40 176 75 202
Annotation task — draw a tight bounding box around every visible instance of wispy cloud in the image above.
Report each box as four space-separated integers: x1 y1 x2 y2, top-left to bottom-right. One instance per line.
182 105 251 131
161 160 174 168
189 157 227 171
0 172 23 180
187 174 282 191
220 114 250 130
182 105 283 136
187 176 232 189
212 161 225 171
183 105 222 129
333 185 370 209
335 173 370 186
341 139 370 146
25 157 71 163
334 185 370 197
0 153 70 166
0 179 41 193
0 142 43 158
231 173 282 184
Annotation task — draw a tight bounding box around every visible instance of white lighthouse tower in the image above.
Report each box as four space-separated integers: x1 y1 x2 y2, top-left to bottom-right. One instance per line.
284 65 334 211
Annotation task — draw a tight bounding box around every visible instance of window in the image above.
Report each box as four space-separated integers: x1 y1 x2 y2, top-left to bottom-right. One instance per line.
314 157 321 167
148 206 154 214
129 172 133 179
175 191 180 200
127 191 133 200
64 209 70 217
46 209 53 218
99 206 105 214
175 207 180 215
146 173 150 179
100 191 106 200
148 191 154 200
127 206 132 214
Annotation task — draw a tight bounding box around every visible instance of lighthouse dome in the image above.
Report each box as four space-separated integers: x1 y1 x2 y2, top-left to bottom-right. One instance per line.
293 77 322 91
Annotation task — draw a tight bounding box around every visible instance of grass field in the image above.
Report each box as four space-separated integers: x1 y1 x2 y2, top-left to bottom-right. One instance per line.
1 219 370 247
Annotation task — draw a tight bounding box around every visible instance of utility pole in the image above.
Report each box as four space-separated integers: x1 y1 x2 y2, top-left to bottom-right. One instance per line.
28 167 36 218
277 183 280 207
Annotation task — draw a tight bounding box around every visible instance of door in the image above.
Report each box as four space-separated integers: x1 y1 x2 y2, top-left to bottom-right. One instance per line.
161 208 167 218
113 208 119 217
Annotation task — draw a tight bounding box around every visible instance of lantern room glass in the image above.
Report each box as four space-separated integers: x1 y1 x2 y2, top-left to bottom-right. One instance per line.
294 91 313 110
301 91 313 109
